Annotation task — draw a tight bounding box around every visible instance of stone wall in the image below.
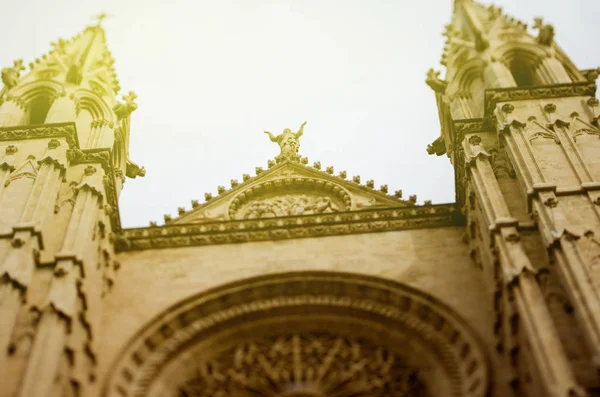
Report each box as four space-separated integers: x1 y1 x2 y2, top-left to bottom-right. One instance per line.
100 226 511 396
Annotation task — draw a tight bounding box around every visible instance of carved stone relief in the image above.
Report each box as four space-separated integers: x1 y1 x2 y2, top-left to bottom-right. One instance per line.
241 195 340 219
177 332 427 397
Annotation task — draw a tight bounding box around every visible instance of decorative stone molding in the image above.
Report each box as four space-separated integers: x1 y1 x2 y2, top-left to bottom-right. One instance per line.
484 82 597 119
67 148 111 172
102 272 490 397
0 122 79 148
117 204 459 252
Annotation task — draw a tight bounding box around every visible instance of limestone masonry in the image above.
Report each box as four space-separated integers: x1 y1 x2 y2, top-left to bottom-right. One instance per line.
0 1 599 396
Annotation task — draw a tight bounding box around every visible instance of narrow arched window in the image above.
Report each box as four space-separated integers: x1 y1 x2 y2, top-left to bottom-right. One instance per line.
27 96 52 124
510 59 535 87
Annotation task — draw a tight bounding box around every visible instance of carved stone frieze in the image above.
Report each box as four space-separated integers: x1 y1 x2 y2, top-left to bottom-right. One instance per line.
485 82 597 120
0 122 79 148
242 195 340 219
67 148 111 173
229 178 350 219
117 204 458 251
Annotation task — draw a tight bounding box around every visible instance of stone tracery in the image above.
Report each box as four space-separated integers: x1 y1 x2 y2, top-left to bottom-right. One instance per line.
178 332 427 397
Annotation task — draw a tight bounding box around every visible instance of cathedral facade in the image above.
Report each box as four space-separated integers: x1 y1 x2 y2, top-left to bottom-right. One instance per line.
1 1 599 396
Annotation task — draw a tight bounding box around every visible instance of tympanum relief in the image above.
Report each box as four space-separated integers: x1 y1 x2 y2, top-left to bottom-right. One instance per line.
241 195 340 219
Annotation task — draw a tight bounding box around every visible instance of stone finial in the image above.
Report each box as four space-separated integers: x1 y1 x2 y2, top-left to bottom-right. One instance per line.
425 69 447 93
267 159 275 168
1 60 25 90
352 175 361 184
394 190 403 198
217 186 226 194
533 18 554 46
313 161 321 170
94 12 111 26
164 214 172 223
230 179 239 188
191 200 199 208
113 91 138 119
264 121 306 163
409 194 417 204
204 193 213 201
380 185 388 193
366 180 374 188
177 207 186 215
326 166 334 174
242 173 251 182
149 221 157 227
338 171 347 179
255 167 264 175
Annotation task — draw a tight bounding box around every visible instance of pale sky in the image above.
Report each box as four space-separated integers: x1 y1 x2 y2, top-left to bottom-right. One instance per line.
1 0 598 228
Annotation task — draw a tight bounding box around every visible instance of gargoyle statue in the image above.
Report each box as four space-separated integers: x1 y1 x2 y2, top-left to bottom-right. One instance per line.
1 60 25 90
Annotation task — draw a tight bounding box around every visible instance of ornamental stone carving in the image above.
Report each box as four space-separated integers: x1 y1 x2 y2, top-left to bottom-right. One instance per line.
1 59 25 89
178 332 427 397
103 272 490 397
228 177 351 220
244 195 339 219
265 121 306 163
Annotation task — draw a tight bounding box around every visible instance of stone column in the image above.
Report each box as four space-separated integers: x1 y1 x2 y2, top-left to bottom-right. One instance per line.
497 102 600 371
450 92 474 119
463 134 585 396
534 57 571 85
484 61 517 89
45 93 78 124
0 139 65 372
17 165 102 397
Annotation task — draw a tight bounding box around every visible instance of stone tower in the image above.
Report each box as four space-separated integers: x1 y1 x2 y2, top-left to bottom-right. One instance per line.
427 0 600 395
0 19 144 397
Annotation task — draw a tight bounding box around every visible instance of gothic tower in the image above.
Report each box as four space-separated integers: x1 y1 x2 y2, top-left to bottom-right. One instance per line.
427 0 600 395
0 18 143 397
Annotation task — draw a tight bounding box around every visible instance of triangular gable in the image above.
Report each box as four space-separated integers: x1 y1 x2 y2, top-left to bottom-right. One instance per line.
173 159 412 224
569 116 600 142
5 157 38 187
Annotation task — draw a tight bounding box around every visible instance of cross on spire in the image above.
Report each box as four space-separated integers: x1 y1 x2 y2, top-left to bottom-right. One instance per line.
94 12 111 26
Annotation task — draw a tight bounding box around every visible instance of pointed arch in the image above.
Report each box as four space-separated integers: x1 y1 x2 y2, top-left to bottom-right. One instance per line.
11 79 63 103
71 88 114 122
103 271 491 397
448 58 486 118
11 80 64 125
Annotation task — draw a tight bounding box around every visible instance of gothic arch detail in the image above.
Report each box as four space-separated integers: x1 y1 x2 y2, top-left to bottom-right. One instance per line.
10 79 63 102
103 272 491 397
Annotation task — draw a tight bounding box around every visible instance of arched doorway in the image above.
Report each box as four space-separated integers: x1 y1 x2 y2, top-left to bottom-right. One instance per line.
103 272 490 397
